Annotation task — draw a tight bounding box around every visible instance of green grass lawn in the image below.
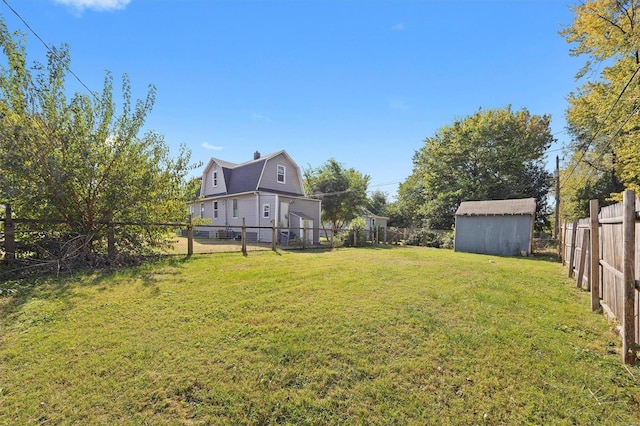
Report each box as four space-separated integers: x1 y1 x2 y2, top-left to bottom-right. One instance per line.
1 247 639 425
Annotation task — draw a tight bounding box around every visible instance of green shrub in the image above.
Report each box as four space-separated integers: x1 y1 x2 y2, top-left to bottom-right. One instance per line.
405 229 454 249
340 217 368 247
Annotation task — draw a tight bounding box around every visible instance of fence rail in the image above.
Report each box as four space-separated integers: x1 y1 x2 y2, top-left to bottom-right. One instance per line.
1 207 401 266
561 190 639 365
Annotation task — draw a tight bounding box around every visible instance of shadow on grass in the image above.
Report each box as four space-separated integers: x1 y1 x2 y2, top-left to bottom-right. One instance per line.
467 251 561 264
0 269 79 324
0 254 193 325
281 243 404 255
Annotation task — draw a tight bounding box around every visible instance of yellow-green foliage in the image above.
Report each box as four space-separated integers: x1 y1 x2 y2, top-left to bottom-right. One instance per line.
562 2 640 209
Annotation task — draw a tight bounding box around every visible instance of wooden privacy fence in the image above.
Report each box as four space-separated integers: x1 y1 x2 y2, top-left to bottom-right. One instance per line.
561 190 640 364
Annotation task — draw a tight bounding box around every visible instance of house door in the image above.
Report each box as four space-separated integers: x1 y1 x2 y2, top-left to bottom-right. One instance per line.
279 201 289 228
302 219 313 243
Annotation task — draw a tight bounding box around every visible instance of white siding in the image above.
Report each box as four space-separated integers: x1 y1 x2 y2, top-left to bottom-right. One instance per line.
260 153 304 195
202 163 227 197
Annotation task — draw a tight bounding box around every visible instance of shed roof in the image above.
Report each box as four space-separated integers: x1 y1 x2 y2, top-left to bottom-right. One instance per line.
455 198 536 216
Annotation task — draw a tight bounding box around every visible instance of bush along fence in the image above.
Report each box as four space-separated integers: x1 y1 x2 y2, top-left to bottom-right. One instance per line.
1 206 398 269
560 190 639 365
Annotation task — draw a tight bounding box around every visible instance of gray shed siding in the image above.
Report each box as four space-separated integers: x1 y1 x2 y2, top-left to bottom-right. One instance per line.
454 215 533 256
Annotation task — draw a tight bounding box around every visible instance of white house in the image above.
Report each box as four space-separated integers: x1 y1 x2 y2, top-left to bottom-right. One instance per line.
188 150 321 245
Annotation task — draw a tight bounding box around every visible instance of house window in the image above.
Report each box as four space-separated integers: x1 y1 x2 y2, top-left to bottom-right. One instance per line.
200 203 204 219
277 165 286 184
213 171 218 187
213 201 218 219
232 199 239 218
263 204 270 218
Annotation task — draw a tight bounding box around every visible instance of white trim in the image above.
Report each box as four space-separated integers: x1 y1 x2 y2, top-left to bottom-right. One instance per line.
232 198 239 218
277 164 286 184
275 194 280 228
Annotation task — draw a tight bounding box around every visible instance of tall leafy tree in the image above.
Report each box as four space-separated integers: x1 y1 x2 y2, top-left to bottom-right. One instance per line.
304 159 370 230
0 17 197 255
398 106 553 230
560 0 640 211
367 190 389 215
365 189 411 227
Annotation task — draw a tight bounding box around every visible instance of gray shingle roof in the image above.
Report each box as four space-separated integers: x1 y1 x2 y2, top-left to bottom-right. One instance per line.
224 160 265 194
209 152 283 195
455 198 536 216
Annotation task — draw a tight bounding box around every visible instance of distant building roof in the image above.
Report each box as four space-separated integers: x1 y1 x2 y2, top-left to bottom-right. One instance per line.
361 207 389 220
455 198 536 216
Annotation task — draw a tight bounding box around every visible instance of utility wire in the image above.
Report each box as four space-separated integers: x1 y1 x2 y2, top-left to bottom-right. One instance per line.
560 64 640 189
1 0 98 101
602 100 640 151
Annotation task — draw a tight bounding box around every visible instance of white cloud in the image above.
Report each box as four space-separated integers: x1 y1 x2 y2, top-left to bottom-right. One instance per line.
389 98 410 110
251 112 273 123
202 142 223 151
53 0 131 12
392 22 405 31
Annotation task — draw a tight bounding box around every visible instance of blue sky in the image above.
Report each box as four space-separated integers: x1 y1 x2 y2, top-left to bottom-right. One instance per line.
2 0 582 199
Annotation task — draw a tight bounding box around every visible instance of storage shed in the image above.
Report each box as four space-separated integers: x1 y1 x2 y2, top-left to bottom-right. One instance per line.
454 198 536 256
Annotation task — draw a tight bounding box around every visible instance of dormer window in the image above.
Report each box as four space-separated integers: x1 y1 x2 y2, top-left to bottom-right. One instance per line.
277 165 286 184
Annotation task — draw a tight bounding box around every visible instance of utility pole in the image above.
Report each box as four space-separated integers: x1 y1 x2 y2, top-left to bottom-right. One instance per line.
555 155 560 239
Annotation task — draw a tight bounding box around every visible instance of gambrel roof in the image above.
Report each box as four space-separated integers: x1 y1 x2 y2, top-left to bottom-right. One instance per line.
201 150 305 197
455 198 536 216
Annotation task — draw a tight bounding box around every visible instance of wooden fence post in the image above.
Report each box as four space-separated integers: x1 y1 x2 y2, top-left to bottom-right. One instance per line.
271 221 277 251
622 190 636 365
330 227 335 248
576 228 589 289
187 214 193 256
561 219 568 265
4 204 15 265
107 217 116 259
568 219 578 278
302 226 306 250
589 199 600 312
241 218 247 256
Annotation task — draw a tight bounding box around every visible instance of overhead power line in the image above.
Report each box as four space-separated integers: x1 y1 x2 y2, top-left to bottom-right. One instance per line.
560 64 640 189
1 0 98 100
